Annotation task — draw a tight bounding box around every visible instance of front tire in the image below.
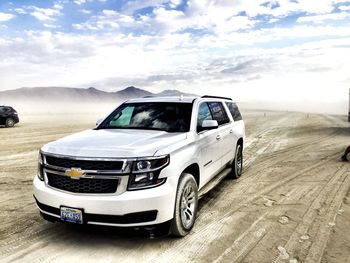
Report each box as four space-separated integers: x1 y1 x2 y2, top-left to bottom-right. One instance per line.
5 118 15 128
229 144 243 179
171 173 198 237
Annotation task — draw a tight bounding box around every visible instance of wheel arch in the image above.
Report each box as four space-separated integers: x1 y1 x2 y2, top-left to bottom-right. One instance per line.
237 137 244 149
181 163 200 187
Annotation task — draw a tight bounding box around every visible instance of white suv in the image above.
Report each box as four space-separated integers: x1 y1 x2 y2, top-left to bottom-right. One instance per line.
33 95 245 236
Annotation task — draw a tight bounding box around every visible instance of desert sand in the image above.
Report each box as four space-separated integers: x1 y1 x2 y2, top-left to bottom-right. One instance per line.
0 111 349 263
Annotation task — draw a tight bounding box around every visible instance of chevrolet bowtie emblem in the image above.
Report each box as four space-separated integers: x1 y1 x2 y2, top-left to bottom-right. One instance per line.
65 168 85 179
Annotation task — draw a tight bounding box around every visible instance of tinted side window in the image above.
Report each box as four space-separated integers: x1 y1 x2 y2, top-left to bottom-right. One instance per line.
225 102 242 121
0 107 8 113
197 103 213 128
208 102 229 125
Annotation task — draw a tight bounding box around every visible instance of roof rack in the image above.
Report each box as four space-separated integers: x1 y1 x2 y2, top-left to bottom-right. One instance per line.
201 95 232 101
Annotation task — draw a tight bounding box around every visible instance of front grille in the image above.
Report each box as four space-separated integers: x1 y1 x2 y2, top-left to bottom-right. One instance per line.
45 156 124 171
47 173 118 194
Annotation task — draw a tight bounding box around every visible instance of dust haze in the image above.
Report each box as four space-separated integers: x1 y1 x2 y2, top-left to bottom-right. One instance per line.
1 89 348 116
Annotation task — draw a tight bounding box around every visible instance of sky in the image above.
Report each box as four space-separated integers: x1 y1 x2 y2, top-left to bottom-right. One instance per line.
0 0 350 109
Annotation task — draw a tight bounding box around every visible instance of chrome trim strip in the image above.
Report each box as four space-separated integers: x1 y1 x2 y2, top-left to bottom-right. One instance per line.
86 220 156 227
41 151 170 175
44 163 127 175
41 150 169 162
42 153 132 174
44 168 122 179
204 160 212 167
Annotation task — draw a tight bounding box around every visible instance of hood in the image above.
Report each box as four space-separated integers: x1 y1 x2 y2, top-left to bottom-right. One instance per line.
41 129 187 158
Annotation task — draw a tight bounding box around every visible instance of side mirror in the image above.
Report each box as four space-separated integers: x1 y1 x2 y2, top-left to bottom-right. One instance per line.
200 120 218 131
96 118 102 126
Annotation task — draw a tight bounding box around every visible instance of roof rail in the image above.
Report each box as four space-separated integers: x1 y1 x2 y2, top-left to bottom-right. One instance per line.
201 95 232 101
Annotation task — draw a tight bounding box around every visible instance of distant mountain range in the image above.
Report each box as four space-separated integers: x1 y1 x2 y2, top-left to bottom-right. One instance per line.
0 86 196 103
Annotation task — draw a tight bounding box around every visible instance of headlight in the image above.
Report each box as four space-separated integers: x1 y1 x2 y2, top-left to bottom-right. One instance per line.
128 155 169 190
37 153 44 181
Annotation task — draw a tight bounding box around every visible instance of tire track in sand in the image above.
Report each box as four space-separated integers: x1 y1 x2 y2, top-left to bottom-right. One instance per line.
151 154 338 263
273 165 349 263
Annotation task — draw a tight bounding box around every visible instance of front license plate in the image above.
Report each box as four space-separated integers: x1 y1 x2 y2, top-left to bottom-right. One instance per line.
60 207 83 224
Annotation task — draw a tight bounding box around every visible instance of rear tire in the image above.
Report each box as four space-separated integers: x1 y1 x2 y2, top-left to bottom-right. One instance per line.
228 144 243 179
170 173 198 237
5 118 15 128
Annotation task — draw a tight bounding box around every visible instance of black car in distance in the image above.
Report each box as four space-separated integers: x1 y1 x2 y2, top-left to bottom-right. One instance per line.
0 106 19 127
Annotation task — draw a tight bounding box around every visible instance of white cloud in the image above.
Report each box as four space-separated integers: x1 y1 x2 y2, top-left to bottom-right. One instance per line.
13 8 27 14
74 0 86 5
169 0 182 8
74 9 135 30
297 12 349 23
74 0 109 5
143 3 258 35
44 23 61 29
339 5 350 11
122 0 166 14
30 7 62 21
80 9 92 14
0 12 15 22
53 4 64 10
70 0 350 36
1 27 349 91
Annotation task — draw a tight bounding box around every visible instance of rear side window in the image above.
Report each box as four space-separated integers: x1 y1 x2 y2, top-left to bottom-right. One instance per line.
208 102 230 125
225 102 242 121
0 107 9 113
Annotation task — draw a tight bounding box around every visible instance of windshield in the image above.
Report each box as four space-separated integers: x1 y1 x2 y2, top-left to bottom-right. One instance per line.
98 102 193 132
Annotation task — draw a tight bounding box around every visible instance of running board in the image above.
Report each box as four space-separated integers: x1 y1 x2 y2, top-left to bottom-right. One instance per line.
198 167 232 199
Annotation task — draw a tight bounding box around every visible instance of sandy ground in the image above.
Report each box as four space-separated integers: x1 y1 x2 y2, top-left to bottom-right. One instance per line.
0 111 349 263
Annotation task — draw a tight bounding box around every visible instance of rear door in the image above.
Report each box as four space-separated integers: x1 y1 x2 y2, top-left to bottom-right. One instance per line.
207 101 233 167
225 101 245 153
0 107 5 125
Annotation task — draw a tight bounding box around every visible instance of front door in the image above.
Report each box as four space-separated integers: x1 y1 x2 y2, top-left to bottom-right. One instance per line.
196 102 222 186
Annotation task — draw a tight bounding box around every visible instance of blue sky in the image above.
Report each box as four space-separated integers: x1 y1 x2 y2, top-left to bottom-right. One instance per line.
0 0 350 107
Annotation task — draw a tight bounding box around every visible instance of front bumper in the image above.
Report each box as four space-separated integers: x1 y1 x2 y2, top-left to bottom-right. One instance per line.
33 175 177 227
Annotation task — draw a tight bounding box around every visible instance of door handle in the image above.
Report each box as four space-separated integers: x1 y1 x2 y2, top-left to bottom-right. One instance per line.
216 135 221 140
229 130 233 133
